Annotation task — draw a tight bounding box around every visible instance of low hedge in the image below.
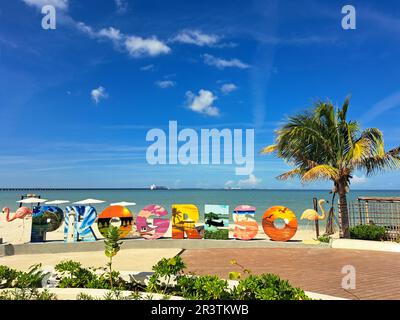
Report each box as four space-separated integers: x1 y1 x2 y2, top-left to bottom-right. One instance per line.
0 256 309 300
350 224 386 241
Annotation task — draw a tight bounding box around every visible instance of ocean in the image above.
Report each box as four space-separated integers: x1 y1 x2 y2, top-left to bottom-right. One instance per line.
1 189 399 225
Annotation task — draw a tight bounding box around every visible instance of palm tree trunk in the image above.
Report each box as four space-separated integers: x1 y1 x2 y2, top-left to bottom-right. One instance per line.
338 181 350 238
325 191 337 235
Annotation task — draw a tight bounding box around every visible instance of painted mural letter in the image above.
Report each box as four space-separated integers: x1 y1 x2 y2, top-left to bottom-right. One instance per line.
262 206 298 242
97 206 133 239
64 206 97 242
136 204 170 240
204 204 229 240
233 205 258 240
172 204 203 239
31 206 63 242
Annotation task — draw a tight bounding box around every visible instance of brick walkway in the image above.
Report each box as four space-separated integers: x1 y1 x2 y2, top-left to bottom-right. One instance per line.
181 248 400 300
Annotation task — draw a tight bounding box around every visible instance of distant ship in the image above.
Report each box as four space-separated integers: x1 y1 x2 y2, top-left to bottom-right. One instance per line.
150 184 169 190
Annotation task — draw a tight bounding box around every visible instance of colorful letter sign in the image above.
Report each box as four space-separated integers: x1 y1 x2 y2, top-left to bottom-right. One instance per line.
262 206 298 242
97 205 134 238
136 204 170 240
204 205 229 240
64 206 97 242
31 206 63 243
22 201 301 243
233 205 258 240
172 204 203 239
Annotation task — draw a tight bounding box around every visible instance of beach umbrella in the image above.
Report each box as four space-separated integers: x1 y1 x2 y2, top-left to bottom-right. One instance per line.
73 198 106 205
17 197 47 204
110 201 136 207
45 200 70 205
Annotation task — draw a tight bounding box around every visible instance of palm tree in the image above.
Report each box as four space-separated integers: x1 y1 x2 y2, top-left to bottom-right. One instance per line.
261 97 400 238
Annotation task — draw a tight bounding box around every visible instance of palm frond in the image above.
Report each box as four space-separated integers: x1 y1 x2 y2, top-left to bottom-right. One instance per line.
361 128 385 157
363 146 400 175
346 137 373 165
260 144 278 154
301 165 339 183
277 168 303 180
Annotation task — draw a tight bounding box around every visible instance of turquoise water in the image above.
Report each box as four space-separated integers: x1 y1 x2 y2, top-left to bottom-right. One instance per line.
1 189 400 225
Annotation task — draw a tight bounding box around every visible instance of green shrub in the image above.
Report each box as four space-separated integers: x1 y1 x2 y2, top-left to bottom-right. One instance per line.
232 274 309 300
0 288 57 300
350 224 386 241
204 229 229 240
318 234 331 243
0 264 47 289
54 260 129 290
76 290 141 300
147 256 186 294
0 265 19 288
175 275 231 300
104 225 123 289
151 256 186 277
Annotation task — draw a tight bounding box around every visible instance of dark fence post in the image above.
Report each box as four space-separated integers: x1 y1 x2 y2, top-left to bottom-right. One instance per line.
313 198 320 238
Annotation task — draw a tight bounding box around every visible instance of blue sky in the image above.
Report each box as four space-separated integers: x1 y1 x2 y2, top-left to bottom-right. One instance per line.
1 0 400 189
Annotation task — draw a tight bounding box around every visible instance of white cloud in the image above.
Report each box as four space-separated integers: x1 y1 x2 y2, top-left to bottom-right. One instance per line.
91 86 108 104
98 27 122 42
75 22 96 37
22 0 68 10
203 54 250 69
141 64 155 71
173 29 219 47
352 175 367 185
155 80 176 89
221 83 237 94
125 36 171 58
361 91 400 124
76 24 122 43
238 174 262 188
185 90 219 117
114 0 128 14
22 0 170 59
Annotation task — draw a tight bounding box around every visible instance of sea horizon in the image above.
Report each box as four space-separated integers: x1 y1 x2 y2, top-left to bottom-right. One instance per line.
2 187 400 191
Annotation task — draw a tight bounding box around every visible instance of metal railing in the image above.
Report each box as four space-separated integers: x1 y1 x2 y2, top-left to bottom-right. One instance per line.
348 197 400 241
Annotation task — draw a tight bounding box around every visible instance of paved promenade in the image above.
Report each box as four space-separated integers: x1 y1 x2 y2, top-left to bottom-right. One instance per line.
181 248 400 300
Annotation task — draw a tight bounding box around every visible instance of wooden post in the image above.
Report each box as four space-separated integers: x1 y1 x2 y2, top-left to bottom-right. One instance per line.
313 198 320 238
67 210 75 243
365 201 370 225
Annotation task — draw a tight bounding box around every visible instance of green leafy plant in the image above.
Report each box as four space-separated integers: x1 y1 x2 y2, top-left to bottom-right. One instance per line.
0 288 57 300
147 256 186 294
76 290 141 300
176 275 231 300
0 265 19 288
229 260 252 280
104 225 123 289
350 224 386 241
232 274 310 300
204 229 229 240
0 264 47 289
54 260 128 290
76 292 95 300
318 234 331 243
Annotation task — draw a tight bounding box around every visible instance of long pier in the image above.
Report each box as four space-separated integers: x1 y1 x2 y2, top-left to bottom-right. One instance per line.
0 188 150 191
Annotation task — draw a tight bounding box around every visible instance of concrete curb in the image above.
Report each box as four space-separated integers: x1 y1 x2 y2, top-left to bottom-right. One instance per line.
0 288 183 300
0 244 14 257
1 239 330 256
331 239 400 253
